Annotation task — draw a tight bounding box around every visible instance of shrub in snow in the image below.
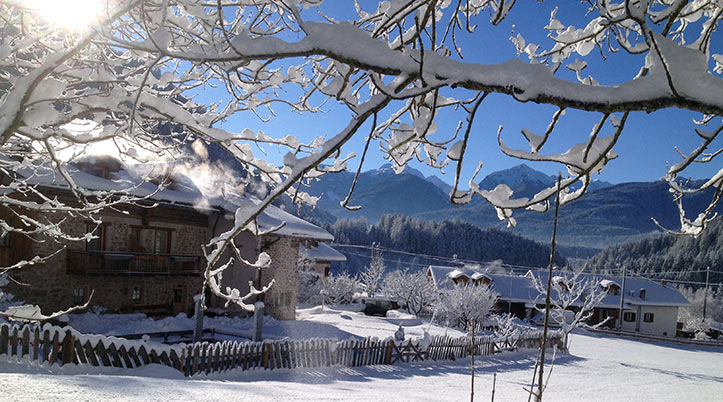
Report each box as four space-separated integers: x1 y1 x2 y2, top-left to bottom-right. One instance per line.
381 269 438 317
677 285 723 332
530 268 608 348
320 272 361 305
492 313 524 348
298 270 323 305
437 284 498 331
359 247 385 298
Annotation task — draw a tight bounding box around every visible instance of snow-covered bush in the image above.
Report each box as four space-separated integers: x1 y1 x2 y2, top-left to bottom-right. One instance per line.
381 269 438 317
492 313 525 347
437 284 498 331
530 268 609 348
320 272 361 305
360 247 385 298
678 286 723 332
297 270 323 305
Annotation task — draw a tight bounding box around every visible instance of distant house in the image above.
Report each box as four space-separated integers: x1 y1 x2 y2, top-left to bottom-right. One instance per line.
298 242 347 276
1 156 333 321
426 265 690 337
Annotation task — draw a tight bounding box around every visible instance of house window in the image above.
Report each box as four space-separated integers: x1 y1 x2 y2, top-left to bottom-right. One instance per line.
129 227 143 252
131 286 142 302
86 224 104 251
643 313 654 323
153 229 170 254
607 285 619 295
623 312 636 322
128 227 171 253
73 288 85 305
173 288 183 303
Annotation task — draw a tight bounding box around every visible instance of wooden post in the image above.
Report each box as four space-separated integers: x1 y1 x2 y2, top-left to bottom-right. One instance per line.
192 295 204 343
0 325 8 356
32 326 40 362
491 373 497 402
10 326 18 357
61 330 75 365
21 326 30 358
253 302 264 342
262 342 271 369
41 329 50 363
384 340 394 365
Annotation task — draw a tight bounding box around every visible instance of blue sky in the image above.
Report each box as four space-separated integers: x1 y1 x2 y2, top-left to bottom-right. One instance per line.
199 2 722 185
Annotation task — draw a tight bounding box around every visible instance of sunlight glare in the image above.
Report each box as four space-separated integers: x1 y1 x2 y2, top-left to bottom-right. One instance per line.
33 0 104 31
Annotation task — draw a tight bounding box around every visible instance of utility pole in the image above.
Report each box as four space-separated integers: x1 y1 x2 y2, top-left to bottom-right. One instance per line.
618 264 627 331
703 266 710 322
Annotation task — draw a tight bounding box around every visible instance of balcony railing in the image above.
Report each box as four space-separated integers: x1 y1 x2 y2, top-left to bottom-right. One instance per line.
67 250 202 276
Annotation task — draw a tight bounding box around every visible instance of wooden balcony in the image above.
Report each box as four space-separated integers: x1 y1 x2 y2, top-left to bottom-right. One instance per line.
67 250 203 276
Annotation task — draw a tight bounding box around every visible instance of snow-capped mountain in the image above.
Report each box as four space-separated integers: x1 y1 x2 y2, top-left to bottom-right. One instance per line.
296 163 722 254
478 164 612 199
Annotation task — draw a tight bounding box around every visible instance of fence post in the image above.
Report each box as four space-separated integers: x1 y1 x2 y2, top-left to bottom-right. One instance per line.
192 295 204 343
262 342 271 369
384 340 394 365
0 324 8 356
61 329 75 365
22 326 30 358
253 302 264 342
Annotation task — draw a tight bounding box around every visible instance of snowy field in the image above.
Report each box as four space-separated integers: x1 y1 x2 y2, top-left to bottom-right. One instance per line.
2 308 722 402
64 305 467 341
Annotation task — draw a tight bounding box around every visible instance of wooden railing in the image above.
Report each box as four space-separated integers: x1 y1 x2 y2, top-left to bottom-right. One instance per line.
66 250 202 275
1 322 564 377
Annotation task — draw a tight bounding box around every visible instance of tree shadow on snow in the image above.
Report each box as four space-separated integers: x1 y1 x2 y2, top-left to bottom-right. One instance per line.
263 320 361 341
617 362 723 383
578 330 723 355
210 350 585 386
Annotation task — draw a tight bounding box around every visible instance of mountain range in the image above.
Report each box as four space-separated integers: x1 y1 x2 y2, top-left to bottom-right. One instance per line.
299 163 723 256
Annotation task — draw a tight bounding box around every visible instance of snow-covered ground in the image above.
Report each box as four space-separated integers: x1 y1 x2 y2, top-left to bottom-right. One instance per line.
2 307 722 401
2 331 722 401
65 305 466 341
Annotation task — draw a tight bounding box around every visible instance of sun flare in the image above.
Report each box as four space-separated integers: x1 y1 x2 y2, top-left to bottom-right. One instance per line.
32 0 105 31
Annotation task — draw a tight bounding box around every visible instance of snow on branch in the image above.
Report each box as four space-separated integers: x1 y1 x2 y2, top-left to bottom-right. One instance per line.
0 290 94 322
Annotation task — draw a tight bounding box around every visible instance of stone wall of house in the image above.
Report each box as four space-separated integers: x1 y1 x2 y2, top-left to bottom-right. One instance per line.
259 235 301 320
6 208 207 316
5 202 316 322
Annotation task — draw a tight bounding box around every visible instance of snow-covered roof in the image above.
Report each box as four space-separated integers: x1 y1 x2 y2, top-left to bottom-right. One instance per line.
470 272 492 281
600 279 620 288
447 269 468 279
527 270 690 308
427 265 476 289
13 160 333 241
299 242 347 262
427 265 689 308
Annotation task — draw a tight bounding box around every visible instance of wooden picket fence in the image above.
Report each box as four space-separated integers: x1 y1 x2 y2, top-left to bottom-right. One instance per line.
0 323 183 370
0 322 563 377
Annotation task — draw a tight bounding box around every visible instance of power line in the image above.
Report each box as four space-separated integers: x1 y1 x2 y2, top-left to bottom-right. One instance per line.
331 243 545 272
330 243 723 287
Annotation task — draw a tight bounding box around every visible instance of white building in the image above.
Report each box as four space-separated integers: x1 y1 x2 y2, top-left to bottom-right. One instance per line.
426 265 690 337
